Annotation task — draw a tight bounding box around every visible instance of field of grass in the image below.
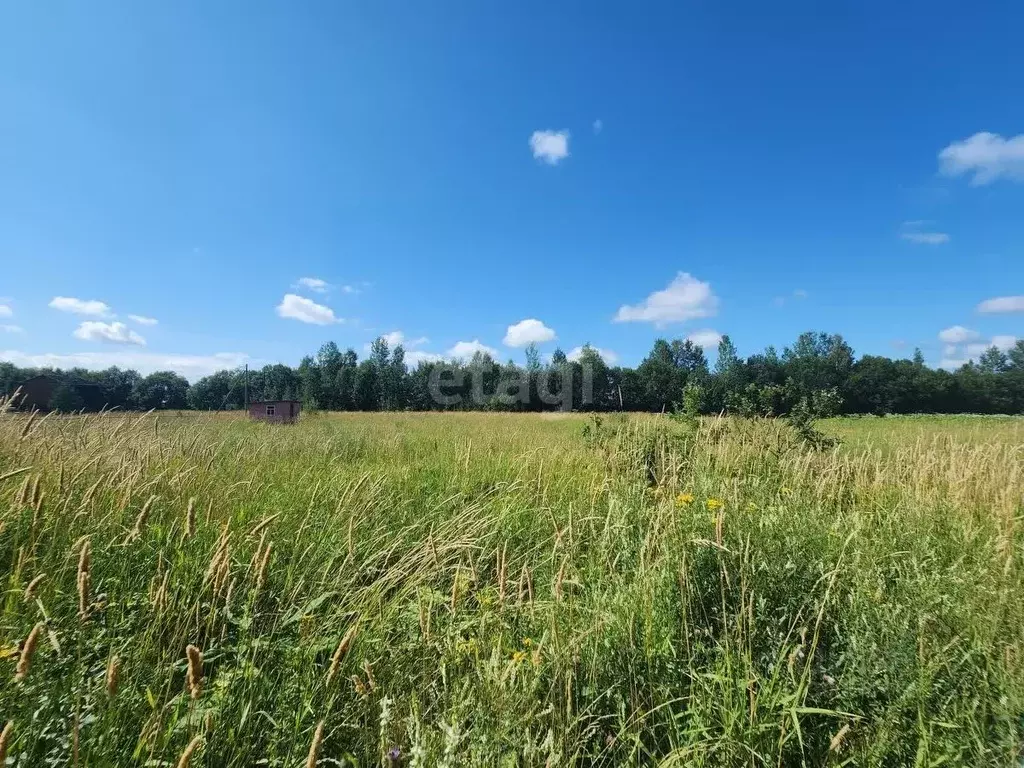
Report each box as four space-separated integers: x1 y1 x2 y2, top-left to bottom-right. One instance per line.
1 407 1022 766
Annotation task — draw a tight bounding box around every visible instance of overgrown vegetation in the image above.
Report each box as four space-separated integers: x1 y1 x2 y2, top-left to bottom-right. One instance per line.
1 404 1022 765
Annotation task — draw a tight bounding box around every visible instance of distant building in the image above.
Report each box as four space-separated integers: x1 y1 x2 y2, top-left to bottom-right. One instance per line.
17 374 105 412
248 399 301 424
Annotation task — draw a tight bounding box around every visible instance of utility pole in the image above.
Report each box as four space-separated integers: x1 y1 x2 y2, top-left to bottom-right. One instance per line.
244 364 249 410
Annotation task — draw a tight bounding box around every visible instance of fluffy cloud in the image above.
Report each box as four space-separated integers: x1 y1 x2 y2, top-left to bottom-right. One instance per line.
530 130 570 165
447 340 498 359
128 314 158 326
939 132 1024 185
0 304 12 318
686 329 724 348
0 350 249 381
1 324 23 333
592 119 603 134
49 296 112 317
275 294 342 325
503 318 556 347
977 295 1024 314
296 277 330 293
568 345 619 365
73 321 146 346
938 325 980 344
614 272 719 328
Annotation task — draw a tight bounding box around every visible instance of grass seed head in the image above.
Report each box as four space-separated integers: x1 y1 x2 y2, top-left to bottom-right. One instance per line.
185 644 203 700
0 721 13 765
23 573 45 602
15 622 44 682
175 734 203 768
305 720 324 768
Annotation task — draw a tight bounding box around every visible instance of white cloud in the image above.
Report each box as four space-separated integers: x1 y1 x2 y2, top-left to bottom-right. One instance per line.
938 325 980 344
73 321 146 346
568 345 619 365
275 294 342 325
49 296 112 317
686 329 724 348
939 357 970 371
967 335 1018 356
296 277 331 293
530 130 570 165
614 272 719 328
447 339 498 359
592 119 603 134
503 318 556 347
977 295 1024 314
341 285 360 294
0 304 12 318
128 314 158 326
1 324 23 333
405 350 443 366
901 231 950 245
939 132 1024 185
0 350 250 381
372 331 428 350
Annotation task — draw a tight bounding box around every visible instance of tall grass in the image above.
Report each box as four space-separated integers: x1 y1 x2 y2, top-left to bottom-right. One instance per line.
1 405 1022 765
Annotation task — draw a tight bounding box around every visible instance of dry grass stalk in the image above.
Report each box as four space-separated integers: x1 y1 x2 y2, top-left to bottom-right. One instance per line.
185 644 203 700
327 623 358 684
184 497 196 539
175 735 203 768
305 720 324 768
77 539 91 620
16 621 44 682
829 723 851 752
0 721 12 765
255 540 272 594
361 659 376 692
23 573 45 602
106 654 121 697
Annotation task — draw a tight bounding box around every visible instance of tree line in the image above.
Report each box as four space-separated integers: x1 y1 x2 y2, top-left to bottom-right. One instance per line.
3 331 1024 415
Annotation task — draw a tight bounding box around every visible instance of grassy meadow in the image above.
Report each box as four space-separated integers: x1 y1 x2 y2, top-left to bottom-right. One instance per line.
1 406 1023 766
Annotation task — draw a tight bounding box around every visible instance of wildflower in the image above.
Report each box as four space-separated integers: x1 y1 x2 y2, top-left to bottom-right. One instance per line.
675 492 695 507
511 650 529 664
706 498 724 511
387 746 402 763
746 501 757 512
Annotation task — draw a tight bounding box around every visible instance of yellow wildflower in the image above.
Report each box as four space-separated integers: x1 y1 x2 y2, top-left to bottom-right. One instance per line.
675 492 695 507
511 650 529 664
706 498 724 511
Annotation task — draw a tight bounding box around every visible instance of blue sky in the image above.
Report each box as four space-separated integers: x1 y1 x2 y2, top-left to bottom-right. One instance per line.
2 0 1023 379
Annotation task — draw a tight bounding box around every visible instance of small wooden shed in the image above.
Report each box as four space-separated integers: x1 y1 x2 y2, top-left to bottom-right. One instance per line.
249 399 301 424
